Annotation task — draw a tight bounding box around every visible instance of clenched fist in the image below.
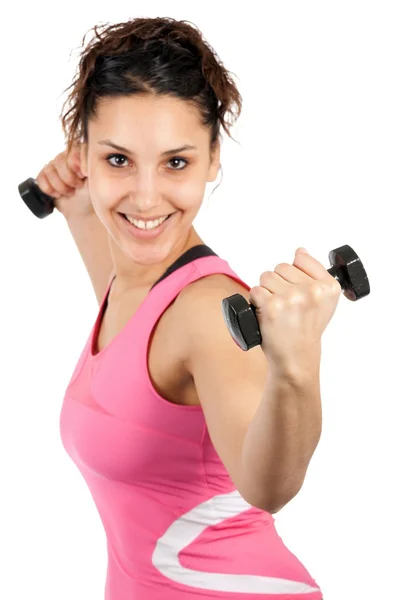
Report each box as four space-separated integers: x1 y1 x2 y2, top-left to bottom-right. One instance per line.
248 247 342 376
35 143 93 219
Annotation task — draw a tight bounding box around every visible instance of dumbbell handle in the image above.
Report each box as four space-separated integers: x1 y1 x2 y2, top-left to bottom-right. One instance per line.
222 245 370 351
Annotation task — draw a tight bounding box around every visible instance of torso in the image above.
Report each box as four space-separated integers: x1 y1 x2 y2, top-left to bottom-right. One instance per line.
93 273 249 407
94 283 200 406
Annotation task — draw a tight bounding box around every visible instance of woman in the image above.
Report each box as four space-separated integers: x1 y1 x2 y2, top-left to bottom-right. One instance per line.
37 16 337 600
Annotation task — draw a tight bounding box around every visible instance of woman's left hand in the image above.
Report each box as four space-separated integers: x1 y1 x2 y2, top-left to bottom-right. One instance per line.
248 247 342 375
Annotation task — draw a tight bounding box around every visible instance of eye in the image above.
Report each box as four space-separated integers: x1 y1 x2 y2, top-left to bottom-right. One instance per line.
168 157 189 171
106 153 129 168
105 153 189 170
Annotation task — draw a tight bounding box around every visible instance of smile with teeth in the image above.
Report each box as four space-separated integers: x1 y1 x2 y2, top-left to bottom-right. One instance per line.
123 214 170 230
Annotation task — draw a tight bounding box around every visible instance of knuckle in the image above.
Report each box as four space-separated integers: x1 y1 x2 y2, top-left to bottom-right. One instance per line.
274 262 290 272
289 290 306 305
54 157 75 186
46 161 56 174
260 270 276 283
37 177 51 193
268 296 284 314
332 280 342 295
261 271 276 278
309 282 324 301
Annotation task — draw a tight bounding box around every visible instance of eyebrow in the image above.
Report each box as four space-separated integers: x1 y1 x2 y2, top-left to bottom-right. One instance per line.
98 140 198 156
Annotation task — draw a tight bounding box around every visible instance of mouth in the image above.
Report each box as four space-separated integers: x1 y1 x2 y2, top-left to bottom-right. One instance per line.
118 212 174 226
117 211 176 238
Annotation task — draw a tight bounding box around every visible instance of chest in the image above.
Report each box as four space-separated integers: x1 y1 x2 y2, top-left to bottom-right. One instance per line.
94 293 201 406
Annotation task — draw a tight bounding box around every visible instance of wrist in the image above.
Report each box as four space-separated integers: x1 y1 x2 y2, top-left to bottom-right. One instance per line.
268 347 321 386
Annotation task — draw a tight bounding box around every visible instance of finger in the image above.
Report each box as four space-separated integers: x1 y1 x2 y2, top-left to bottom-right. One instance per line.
54 153 85 188
274 262 313 284
293 249 333 283
45 163 76 196
35 171 61 198
259 271 291 294
249 285 272 311
65 145 85 179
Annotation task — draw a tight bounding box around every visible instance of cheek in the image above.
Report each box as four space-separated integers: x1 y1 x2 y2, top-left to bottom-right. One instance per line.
87 170 116 205
88 185 113 216
172 179 206 210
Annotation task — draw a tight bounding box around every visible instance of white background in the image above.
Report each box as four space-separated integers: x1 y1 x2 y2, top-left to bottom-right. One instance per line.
1 2 399 599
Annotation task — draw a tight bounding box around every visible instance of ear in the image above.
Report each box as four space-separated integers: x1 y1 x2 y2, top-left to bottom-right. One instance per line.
80 142 88 177
207 139 221 182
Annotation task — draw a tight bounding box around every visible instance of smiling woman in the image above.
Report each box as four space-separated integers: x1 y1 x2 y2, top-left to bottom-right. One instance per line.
56 15 325 600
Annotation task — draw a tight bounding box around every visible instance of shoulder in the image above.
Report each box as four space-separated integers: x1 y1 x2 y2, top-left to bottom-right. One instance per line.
167 272 252 371
174 272 252 335
172 272 253 355
171 271 269 385
180 272 251 303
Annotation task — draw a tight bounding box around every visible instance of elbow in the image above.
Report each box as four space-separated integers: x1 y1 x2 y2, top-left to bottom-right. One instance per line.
246 484 303 514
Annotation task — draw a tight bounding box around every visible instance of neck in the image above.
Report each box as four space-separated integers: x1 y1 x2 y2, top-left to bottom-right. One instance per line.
109 226 206 297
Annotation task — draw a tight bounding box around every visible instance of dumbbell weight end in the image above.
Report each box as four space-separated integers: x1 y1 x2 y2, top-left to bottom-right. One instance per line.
18 178 55 219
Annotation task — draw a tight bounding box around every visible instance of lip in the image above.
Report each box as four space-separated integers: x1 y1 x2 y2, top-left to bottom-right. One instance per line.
118 211 175 240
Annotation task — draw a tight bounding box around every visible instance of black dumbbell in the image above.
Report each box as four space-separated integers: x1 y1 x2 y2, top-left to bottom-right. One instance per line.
18 178 56 219
222 245 370 351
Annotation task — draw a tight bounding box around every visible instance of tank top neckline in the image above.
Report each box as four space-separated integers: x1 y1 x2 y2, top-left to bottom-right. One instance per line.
89 244 219 361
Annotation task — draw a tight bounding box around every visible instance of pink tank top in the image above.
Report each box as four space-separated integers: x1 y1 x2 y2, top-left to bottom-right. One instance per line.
59 245 323 600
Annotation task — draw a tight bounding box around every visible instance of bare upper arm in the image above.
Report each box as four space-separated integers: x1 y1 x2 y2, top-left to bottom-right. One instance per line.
174 274 270 506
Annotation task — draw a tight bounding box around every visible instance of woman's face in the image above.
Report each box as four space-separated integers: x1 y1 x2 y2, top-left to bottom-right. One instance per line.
80 93 220 279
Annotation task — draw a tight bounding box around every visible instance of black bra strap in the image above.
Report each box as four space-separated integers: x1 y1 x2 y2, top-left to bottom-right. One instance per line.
150 244 218 290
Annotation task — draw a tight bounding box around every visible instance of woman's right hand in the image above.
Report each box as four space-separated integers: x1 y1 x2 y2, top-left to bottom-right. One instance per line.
35 143 94 219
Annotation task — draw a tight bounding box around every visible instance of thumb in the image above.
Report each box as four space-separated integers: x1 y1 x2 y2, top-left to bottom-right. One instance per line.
66 145 86 179
70 162 85 180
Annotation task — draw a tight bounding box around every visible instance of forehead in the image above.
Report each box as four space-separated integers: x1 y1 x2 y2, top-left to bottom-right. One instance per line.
89 94 206 143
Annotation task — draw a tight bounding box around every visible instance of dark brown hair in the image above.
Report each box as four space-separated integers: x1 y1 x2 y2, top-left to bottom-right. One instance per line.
60 17 243 164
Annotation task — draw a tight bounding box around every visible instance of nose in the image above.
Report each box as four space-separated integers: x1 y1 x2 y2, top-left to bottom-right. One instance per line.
127 167 162 213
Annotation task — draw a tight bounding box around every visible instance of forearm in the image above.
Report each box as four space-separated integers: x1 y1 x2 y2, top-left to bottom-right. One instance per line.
64 210 114 305
240 359 322 512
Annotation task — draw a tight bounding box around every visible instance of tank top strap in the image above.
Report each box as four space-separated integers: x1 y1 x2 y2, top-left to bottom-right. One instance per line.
142 244 251 328
149 244 219 290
